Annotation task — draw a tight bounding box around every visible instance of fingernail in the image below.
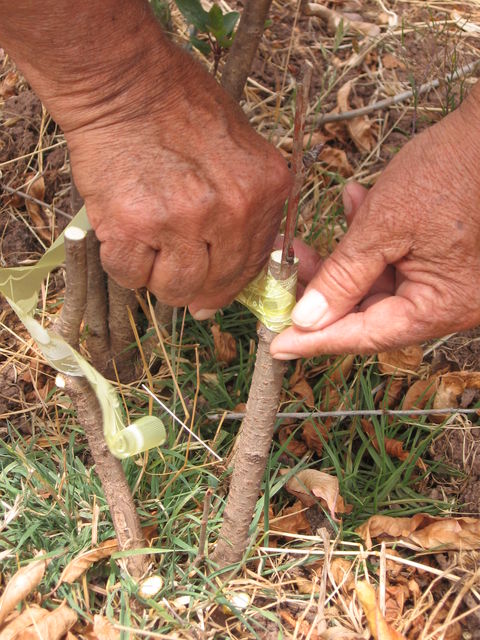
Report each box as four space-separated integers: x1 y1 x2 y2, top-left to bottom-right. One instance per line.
342 188 353 217
191 308 217 320
272 352 300 360
291 290 328 328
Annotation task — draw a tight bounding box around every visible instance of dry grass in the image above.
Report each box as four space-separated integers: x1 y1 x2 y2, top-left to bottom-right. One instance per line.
2 0 480 638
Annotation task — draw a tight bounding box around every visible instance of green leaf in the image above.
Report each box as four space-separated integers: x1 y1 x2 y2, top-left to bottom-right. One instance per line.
190 35 211 56
175 0 209 31
222 11 239 36
207 4 224 33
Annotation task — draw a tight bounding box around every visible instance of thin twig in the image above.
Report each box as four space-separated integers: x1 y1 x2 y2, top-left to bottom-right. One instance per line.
315 58 480 126
282 60 313 267
3 184 73 220
192 487 213 569
208 407 480 420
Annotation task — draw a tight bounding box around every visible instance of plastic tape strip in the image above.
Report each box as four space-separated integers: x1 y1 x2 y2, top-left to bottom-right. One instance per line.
236 250 298 333
0 207 165 459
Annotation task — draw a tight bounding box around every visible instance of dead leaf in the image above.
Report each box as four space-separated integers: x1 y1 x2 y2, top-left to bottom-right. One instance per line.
0 553 48 626
360 419 423 468
290 378 315 408
23 602 77 640
357 513 480 550
278 131 326 153
0 606 48 640
382 53 406 70
328 354 355 384
303 3 380 37
24 175 50 242
270 501 312 536
92 615 121 640
281 468 352 520
280 608 321 640
433 372 469 410
0 72 18 99
402 377 437 411
211 323 237 365
329 558 355 593
278 425 308 458
57 538 119 586
374 377 404 409
337 80 376 153
301 418 331 457
356 581 406 640
318 146 354 177
377 346 423 376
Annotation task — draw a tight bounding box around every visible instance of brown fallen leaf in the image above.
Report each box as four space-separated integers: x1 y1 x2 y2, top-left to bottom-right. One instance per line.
318 146 354 177
357 513 480 550
278 131 326 153
303 3 381 37
90 615 121 640
278 425 308 458
0 72 18 99
57 538 119 586
301 418 331 457
211 323 237 365
0 552 48 626
24 175 51 242
281 468 352 520
382 53 406 70
374 377 404 409
270 501 312 536
402 377 437 411
0 606 48 640
377 346 423 376
356 581 406 640
23 602 77 640
290 378 315 408
327 354 355 385
337 80 376 153
280 608 321 640
360 419 423 469
329 557 355 593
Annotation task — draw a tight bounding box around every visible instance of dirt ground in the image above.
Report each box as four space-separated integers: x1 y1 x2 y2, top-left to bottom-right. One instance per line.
2 0 480 638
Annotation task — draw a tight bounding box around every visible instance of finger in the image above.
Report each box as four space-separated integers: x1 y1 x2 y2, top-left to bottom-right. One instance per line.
294 182 369 286
100 236 156 290
147 239 210 306
342 181 369 224
271 294 423 356
290 224 391 331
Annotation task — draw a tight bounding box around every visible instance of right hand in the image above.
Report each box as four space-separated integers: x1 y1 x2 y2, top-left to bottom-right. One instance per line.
63 39 291 313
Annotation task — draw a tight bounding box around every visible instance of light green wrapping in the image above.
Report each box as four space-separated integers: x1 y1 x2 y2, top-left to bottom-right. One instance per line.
0 207 165 459
235 250 298 333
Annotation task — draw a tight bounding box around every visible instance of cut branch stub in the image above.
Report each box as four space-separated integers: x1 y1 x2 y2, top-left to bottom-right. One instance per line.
211 258 297 570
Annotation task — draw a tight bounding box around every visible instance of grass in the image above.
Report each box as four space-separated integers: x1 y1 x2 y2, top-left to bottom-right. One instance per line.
2 0 480 637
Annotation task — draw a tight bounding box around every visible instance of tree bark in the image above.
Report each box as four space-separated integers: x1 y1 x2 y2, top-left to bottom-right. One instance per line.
221 0 273 101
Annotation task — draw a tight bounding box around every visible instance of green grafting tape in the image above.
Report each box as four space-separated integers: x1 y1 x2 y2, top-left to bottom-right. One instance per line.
236 249 298 333
0 207 165 459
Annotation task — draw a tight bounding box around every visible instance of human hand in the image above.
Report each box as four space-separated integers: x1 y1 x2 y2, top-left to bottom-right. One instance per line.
271 85 480 357
1 1 290 312
65 45 290 312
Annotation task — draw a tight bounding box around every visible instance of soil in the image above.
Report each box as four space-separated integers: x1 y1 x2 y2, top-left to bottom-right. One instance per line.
2 1 480 636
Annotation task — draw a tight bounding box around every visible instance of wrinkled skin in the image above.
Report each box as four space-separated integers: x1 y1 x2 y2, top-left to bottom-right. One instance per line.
64 52 291 312
0 1 290 313
271 84 480 357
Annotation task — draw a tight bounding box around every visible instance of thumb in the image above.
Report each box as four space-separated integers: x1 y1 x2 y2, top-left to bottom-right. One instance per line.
291 196 389 331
